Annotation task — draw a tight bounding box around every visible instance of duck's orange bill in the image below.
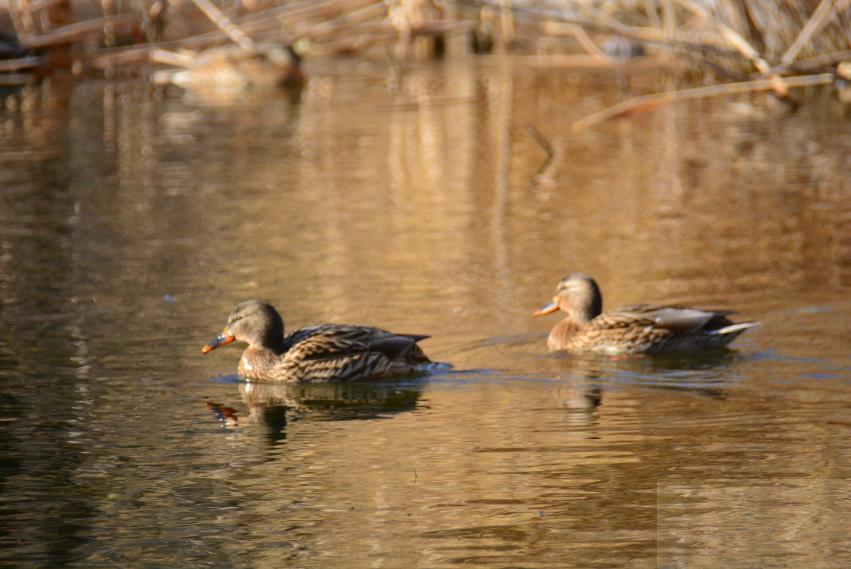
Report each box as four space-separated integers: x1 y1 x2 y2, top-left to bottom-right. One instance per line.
202 330 235 354
533 301 559 317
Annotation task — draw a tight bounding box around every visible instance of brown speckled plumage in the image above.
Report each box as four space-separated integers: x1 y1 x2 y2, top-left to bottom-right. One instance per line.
534 274 759 355
203 300 438 382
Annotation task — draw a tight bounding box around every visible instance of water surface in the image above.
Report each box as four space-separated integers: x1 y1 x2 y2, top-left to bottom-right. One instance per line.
2 57 851 568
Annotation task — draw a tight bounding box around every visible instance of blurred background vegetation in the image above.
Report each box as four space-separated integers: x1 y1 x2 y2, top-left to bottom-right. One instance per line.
1 0 850 98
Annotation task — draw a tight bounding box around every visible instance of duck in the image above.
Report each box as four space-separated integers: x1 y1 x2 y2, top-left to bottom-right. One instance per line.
202 300 439 382
152 42 304 95
533 273 759 355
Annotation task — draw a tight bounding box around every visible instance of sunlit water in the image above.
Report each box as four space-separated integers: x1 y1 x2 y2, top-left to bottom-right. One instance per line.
2 56 851 568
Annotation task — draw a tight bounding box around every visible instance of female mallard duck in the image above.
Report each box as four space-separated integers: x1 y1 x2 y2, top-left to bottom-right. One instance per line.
202 300 439 382
533 273 759 355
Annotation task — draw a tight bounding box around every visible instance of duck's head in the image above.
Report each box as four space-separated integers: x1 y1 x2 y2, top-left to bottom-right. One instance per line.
202 300 285 353
533 273 603 324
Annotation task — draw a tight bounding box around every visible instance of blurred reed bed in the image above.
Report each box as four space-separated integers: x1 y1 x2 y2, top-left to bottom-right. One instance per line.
0 0 849 118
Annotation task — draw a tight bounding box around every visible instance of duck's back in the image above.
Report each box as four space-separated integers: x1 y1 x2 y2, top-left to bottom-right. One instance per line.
248 324 432 382
562 305 746 355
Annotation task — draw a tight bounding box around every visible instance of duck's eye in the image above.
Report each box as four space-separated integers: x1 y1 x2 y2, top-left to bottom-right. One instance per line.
234 316 243 321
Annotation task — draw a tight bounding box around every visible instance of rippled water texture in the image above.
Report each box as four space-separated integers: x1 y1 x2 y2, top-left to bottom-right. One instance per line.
2 58 851 568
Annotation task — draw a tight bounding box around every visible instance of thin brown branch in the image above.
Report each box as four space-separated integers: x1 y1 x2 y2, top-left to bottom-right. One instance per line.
574 73 834 132
20 15 139 49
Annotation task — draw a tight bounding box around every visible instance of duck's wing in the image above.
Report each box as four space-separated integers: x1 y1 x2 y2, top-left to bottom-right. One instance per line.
286 325 428 361
591 305 736 333
364 332 429 359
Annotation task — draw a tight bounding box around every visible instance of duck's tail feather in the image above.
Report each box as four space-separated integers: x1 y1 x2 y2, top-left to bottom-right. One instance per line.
709 322 761 335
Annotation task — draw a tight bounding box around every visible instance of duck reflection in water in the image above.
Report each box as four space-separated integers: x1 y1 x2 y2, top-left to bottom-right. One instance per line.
534 274 760 355
206 381 424 440
202 300 447 382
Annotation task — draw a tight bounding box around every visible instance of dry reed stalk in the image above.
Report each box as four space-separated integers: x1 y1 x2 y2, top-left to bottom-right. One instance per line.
261 0 378 27
461 0 849 79
20 14 138 49
391 0 449 60
305 20 475 55
499 0 515 46
96 7 263 57
393 3 412 60
236 0 331 25
150 68 177 84
150 48 194 66
574 72 835 131
0 74 32 84
672 0 772 75
305 1 389 35
642 0 662 29
9 0 40 41
293 19 472 41
660 0 676 35
190 0 257 51
488 1 736 57
90 46 162 67
92 16 302 69
14 0 65 15
546 23 611 60
125 0 427 64
412 20 475 35
516 54 619 67
538 21 649 45
553 0 577 21
305 30 396 55
781 0 851 66
203 0 381 49
0 55 47 71
286 21 390 36
88 36 219 69
542 21 749 67
794 48 851 71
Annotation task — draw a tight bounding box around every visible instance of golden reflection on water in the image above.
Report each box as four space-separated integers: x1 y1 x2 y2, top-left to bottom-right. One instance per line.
150 59 851 356
1 57 851 568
